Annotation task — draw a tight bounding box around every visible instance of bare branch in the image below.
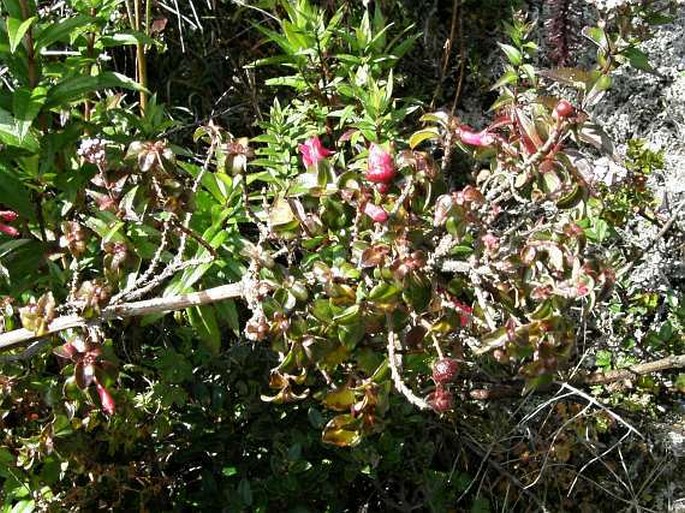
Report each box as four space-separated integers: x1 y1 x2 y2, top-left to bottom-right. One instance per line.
578 354 685 385
386 313 431 410
0 282 245 352
468 353 685 400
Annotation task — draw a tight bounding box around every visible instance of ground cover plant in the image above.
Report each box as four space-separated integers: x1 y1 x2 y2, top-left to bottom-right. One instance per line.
0 0 684 511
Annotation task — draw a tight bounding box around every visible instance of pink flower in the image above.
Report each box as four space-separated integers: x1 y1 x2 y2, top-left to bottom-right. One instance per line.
456 126 496 147
365 144 395 184
96 383 116 415
0 210 19 237
298 136 333 168
363 202 389 223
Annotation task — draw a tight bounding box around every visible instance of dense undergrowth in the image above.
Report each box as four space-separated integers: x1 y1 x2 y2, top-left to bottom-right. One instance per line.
0 0 684 511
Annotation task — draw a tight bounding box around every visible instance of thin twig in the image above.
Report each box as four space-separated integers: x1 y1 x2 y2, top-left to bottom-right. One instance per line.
0 339 52 363
111 218 172 304
557 382 643 439
450 0 466 114
619 198 685 277
460 434 551 512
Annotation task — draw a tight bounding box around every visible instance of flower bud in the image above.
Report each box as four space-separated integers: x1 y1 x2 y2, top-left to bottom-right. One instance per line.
427 386 454 412
365 144 395 184
96 383 116 415
0 209 19 237
363 202 389 223
0 224 19 237
553 100 574 120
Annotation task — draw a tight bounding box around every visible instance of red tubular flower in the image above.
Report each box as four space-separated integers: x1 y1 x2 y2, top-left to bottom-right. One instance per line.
0 210 19 237
363 202 389 223
0 224 19 237
96 383 116 415
453 301 473 327
456 126 496 147
298 136 333 168
365 144 395 184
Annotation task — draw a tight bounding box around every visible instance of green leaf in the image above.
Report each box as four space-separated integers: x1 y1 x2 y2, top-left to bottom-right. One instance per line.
0 447 16 478
84 213 126 242
311 299 333 323
187 305 221 355
99 31 156 48
237 478 253 507
488 90 515 112
322 387 356 411
523 373 553 394
622 47 653 72
420 111 451 127
474 326 507 355
0 162 33 218
582 26 607 49
7 16 36 53
10 499 35 513
264 75 307 90
367 281 401 303
12 86 46 138
45 72 145 109
214 299 240 336
0 107 38 151
497 43 522 66
321 414 363 447
333 304 361 325
490 69 518 91
0 238 31 262
587 218 609 242
595 349 612 369
409 127 440 149
470 497 490 513
34 14 91 50
222 466 238 477
520 63 536 84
